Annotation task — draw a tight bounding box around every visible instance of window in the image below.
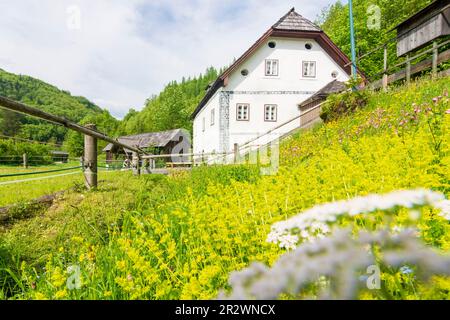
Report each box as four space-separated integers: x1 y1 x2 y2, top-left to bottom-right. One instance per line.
211 109 215 126
303 61 316 78
236 104 250 121
264 105 277 122
265 59 279 76
241 69 249 76
202 117 205 132
305 43 313 50
268 41 276 49
331 71 338 78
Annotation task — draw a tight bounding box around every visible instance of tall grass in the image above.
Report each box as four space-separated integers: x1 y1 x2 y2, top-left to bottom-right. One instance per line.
0 77 449 300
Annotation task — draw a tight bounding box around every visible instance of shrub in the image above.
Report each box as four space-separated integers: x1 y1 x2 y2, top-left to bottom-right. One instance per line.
0 140 52 165
320 81 371 122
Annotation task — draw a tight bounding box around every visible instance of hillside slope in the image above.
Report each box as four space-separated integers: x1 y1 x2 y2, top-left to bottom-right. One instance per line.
1 77 449 300
0 68 117 144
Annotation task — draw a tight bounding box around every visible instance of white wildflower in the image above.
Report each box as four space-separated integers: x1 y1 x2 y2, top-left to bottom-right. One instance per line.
277 234 299 250
221 228 450 300
392 225 403 234
434 200 450 221
267 189 445 248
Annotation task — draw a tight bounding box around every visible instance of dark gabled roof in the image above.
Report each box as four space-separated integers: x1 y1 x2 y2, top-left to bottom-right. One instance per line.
51 151 69 156
298 80 347 107
392 0 449 32
103 129 189 153
272 8 322 32
191 8 361 119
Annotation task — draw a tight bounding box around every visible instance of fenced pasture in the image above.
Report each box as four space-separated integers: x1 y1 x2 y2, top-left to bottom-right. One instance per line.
0 161 131 208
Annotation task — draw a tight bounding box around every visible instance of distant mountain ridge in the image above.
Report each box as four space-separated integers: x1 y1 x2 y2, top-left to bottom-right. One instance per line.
0 68 117 145
0 68 104 119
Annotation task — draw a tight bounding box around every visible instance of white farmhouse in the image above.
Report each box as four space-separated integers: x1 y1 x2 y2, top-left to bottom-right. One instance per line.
192 8 356 157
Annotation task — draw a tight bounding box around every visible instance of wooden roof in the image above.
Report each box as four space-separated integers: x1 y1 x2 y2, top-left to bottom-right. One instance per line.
191 8 359 119
103 129 189 153
272 8 322 32
298 80 347 107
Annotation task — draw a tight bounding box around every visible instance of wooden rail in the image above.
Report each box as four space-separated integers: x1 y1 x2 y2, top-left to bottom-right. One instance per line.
371 48 450 90
354 37 450 91
0 96 143 155
0 95 146 189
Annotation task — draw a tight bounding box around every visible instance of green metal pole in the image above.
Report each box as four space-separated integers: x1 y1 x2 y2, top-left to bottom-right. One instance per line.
349 0 357 79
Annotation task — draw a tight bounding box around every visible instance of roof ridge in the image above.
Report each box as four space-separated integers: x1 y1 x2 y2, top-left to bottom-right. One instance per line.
272 7 297 29
272 8 321 32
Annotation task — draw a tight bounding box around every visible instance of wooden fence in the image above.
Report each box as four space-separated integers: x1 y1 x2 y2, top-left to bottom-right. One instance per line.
0 96 145 189
353 38 450 91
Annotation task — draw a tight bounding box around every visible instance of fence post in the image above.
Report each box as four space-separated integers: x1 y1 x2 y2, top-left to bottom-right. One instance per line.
432 41 438 79
406 54 411 84
234 143 239 164
382 45 388 91
84 124 98 190
132 152 141 176
23 153 28 169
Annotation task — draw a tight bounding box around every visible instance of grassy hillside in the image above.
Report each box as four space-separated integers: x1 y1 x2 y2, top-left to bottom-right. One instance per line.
0 77 449 300
0 68 118 146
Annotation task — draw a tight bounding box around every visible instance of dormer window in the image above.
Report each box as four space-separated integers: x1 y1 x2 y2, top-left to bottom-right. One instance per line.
265 59 279 76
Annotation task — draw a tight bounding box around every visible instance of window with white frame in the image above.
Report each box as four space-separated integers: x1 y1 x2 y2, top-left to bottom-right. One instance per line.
236 104 250 121
303 61 316 78
202 117 205 131
211 108 215 126
264 104 277 122
265 59 279 76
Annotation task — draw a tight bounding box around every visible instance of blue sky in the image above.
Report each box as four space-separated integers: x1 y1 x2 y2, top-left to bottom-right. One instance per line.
0 0 337 118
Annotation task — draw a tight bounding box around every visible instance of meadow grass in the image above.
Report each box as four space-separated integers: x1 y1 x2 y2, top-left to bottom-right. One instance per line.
0 161 129 207
0 77 449 300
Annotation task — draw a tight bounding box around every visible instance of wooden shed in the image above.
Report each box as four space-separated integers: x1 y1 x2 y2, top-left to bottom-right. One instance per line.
394 0 450 57
103 129 191 163
51 151 69 163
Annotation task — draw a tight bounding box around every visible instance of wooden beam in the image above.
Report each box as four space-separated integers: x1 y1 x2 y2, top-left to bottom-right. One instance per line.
0 96 144 154
84 124 98 190
23 153 28 169
383 46 388 91
432 41 438 79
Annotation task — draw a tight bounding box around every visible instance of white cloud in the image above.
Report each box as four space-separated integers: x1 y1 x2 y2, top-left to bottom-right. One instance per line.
0 0 336 118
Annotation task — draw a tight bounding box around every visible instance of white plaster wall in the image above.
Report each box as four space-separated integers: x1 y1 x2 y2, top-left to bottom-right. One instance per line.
193 36 350 154
193 91 221 155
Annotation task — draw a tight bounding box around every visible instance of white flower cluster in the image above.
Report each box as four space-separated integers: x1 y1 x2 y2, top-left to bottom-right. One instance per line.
434 200 450 221
268 189 446 249
220 228 450 300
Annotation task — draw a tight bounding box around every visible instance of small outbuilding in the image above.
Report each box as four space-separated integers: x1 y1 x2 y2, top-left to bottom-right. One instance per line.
103 129 191 163
394 0 450 57
51 151 69 163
